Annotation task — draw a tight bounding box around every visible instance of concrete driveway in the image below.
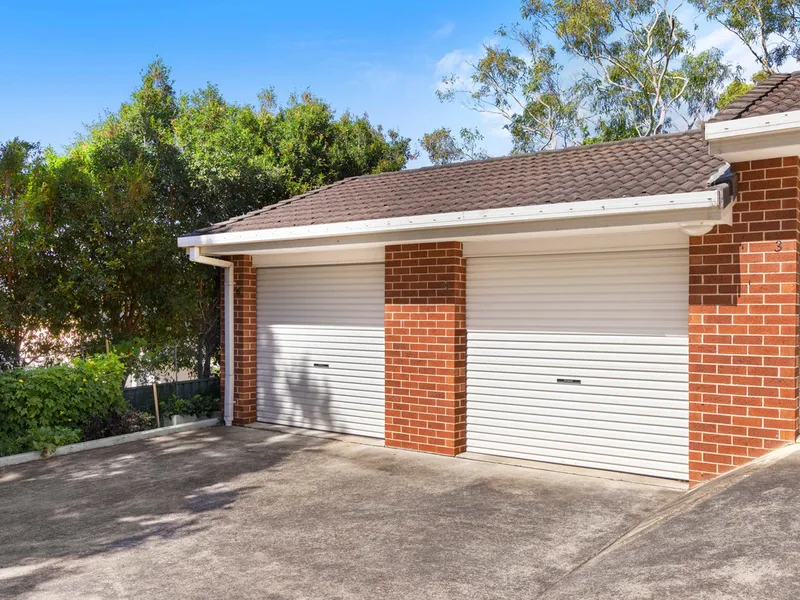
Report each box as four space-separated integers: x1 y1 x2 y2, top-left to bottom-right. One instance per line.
0 426 679 599
539 445 800 600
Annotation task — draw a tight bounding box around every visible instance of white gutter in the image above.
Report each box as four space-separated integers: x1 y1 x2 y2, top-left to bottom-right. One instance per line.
187 247 234 427
178 190 724 249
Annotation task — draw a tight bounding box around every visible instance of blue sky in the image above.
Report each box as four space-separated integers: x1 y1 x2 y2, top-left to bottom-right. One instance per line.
0 1 785 167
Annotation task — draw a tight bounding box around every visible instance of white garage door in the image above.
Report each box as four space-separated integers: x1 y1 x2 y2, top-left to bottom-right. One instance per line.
466 249 689 480
256 263 385 438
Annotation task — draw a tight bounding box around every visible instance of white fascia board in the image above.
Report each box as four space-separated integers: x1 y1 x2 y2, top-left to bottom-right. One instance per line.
708 128 800 163
705 109 800 141
178 190 722 249
205 207 726 256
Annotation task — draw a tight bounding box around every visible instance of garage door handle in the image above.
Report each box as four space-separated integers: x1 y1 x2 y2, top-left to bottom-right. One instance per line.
557 378 581 384
313 363 330 368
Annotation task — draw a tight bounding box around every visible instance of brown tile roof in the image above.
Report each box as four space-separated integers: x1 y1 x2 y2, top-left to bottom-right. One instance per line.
183 129 728 238
708 72 800 123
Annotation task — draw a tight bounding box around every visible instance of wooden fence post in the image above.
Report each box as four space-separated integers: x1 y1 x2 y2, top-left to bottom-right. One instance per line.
152 383 161 428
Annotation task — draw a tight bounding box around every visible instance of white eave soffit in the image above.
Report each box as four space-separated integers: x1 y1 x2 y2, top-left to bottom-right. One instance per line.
705 109 800 163
178 190 725 250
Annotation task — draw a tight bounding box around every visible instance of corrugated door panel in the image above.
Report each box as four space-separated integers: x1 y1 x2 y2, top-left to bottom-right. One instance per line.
466 249 689 480
256 264 385 438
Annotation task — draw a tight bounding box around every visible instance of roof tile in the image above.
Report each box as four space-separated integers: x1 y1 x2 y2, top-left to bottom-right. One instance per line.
184 129 727 238
708 72 800 123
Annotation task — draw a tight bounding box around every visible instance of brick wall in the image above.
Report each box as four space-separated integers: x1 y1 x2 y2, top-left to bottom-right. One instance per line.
689 156 800 484
384 242 467 455
219 255 258 425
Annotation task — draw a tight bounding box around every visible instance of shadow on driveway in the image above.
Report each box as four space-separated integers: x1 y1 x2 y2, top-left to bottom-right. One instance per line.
0 427 316 597
1 426 680 599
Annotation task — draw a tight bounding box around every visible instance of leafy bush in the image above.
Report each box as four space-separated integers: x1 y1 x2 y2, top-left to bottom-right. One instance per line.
160 393 219 420
82 408 154 441
0 354 126 437
0 426 82 457
0 354 127 455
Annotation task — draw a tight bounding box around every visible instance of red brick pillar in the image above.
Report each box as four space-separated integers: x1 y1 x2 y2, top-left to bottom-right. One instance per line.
384 242 467 455
219 255 258 425
689 157 800 484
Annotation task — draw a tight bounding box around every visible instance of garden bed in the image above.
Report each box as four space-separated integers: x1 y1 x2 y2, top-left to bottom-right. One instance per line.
0 418 219 467
0 353 222 460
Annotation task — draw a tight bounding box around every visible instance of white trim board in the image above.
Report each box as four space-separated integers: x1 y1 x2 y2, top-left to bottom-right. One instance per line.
249 230 690 267
248 228 689 268
252 247 383 268
705 110 800 162
188 209 727 260
179 190 723 250
705 109 800 140
708 129 800 163
463 228 688 258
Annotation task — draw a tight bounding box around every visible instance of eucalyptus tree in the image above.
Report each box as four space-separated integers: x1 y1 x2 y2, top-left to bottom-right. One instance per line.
436 26 583 151
691 0 800 74
420 127 488 165
438 0 736 148
522 0 735 138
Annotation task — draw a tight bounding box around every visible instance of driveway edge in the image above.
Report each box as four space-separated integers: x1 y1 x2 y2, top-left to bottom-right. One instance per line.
533 442 800 599
0 418 220 468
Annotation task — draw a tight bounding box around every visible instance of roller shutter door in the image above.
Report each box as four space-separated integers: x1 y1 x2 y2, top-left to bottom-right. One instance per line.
256 263 385 438
466 249 689 480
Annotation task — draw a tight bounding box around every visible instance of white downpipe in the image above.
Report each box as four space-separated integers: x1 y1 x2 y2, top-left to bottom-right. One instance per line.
187 247 235 427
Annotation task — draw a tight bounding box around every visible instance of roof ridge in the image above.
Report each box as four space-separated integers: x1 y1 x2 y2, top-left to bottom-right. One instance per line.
734 73 791 118
708 72 794 123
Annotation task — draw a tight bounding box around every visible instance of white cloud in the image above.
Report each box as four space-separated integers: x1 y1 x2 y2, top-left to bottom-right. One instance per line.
695 26 757 74
434 21 456 39
346 60 403 91
424 46 513 159
433 37 500 94
695 24 800 78
435 49 476 77
433 48 479 94
479 110 511 140
434 36 499 77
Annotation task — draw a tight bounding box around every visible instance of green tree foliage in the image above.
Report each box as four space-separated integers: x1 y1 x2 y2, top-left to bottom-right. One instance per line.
690 0 800 74
522 0 735 137
716 79 755 109
0 139 46 366
3 59 413 378
436 0 737 147
716 71 771 110
436 26 582 151
420 127 488 165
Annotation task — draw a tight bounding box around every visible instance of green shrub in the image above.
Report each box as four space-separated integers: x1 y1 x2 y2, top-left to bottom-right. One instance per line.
160 393 218 420
0 354 127 448
0 426 83 457
82 408 154 441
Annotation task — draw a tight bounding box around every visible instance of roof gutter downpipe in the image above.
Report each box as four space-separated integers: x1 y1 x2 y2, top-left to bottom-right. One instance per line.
188 247 234 427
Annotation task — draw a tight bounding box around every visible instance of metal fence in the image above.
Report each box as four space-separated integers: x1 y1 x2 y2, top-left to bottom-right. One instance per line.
123 377 221 413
